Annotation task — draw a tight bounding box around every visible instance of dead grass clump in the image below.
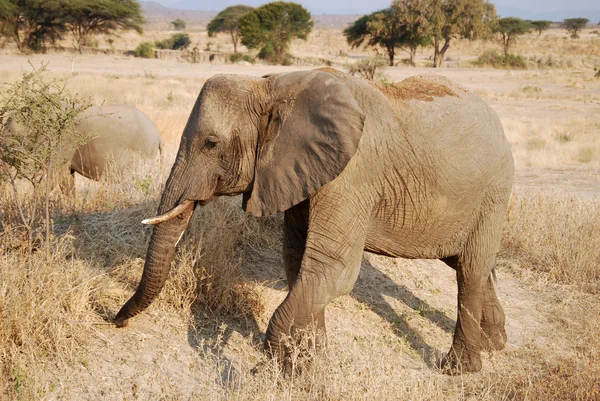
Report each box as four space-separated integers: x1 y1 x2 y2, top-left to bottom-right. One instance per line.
502 193 600 292
0 234 107 399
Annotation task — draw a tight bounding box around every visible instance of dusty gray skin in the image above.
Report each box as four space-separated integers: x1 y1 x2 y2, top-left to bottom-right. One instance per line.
64 104 163 192
115 68 514 374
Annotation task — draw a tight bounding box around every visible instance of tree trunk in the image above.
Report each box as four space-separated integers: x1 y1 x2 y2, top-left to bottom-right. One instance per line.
387 45 395 66
438 38 451 68
433 37 441 68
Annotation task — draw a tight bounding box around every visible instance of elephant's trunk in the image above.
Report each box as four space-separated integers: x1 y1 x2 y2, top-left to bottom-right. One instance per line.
114 161 197 327
114 203 193 327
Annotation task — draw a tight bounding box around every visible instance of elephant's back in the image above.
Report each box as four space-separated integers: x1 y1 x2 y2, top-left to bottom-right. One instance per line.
78 105 162 155
72 105 163 179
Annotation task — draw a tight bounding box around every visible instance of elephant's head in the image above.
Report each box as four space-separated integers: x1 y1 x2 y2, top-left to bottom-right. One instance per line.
114 70 365 327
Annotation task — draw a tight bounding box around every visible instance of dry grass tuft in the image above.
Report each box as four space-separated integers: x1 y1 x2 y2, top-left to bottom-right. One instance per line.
502 193 600 293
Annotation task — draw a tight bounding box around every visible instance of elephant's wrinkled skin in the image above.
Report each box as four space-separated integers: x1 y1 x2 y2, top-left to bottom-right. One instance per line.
115 69 514 373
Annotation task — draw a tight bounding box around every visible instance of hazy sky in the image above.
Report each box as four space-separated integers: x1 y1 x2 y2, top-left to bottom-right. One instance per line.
154 0 600 20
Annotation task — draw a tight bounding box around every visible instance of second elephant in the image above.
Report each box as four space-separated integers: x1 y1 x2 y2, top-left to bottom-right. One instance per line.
65 104 163 191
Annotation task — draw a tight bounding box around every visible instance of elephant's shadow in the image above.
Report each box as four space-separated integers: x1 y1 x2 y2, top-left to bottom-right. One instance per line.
185 252 456 372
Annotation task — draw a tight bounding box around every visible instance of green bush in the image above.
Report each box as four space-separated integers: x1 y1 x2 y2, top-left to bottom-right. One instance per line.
474 50 527 69
134 42 155 58
229 53 256 64
155 33 191 51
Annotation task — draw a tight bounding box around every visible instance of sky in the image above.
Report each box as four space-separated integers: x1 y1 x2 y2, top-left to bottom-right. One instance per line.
150 0 600 21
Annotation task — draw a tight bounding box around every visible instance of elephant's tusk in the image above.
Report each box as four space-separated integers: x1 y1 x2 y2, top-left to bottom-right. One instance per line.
141 200 194 225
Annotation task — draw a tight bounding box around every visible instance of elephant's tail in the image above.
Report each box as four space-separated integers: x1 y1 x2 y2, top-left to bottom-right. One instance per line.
158 138 164 174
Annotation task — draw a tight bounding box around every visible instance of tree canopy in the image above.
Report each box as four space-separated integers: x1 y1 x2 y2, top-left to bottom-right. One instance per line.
171 18 185 31
343 4 429 66
238 2 312 63
64 0 144 52
0 0 144 53
344 0 495 68
530 20 552 36
494 17 531 55
426 0 497 68
207 5 253 53
562 17 589 38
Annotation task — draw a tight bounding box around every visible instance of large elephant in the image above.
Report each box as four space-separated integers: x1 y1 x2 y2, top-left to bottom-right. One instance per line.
115 68 514 373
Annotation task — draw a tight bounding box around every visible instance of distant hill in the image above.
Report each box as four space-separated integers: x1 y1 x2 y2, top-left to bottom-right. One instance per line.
141 1 216 24
140 1 359 29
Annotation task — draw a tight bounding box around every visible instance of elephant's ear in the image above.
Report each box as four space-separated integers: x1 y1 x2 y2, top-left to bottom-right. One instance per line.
242 71 365 217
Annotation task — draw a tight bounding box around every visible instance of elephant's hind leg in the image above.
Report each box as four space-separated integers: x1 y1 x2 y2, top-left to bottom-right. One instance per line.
443 196 509 374
441 256 506 352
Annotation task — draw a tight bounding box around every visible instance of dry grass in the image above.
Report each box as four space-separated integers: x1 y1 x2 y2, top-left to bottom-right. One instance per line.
502 193 600 293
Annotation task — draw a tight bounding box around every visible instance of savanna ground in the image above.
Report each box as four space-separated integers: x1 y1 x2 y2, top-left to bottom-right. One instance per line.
1 21 600 400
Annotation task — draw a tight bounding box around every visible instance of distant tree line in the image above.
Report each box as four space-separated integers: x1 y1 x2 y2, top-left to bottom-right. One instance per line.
0 0 144 53
342 0 592 67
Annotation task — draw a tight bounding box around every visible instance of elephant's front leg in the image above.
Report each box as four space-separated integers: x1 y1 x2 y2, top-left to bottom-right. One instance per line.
264 195 368 367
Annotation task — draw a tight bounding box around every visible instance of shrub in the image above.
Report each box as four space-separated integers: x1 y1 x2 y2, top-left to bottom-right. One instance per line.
155 33 190 51
134 41 155 58
229 53 255 64
347 57 387 80
474 50 527 69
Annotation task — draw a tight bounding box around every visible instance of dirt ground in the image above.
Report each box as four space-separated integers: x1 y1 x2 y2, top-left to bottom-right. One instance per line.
1 52 599 400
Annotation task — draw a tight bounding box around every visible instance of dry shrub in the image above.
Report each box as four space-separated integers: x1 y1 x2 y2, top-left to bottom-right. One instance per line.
502 193 600 293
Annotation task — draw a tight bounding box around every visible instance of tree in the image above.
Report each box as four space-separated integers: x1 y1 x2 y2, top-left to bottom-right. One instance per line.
562 17 589 38
426 0 497 68
238 2 312 63
530 20 552 36
0 0 69 52
170 18 185 31
495 17 531 55
343 4 429 66
63 0 144 53
207 5 253 54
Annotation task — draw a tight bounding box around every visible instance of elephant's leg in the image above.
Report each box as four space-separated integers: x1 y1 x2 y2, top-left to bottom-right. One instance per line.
444 201 508 374
480 275 506 351
442 256 506 352
264 196 368 365
282 200 328 335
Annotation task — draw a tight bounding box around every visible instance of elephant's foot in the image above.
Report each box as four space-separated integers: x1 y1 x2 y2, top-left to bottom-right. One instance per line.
440 347 482 375
480 321 507 351
263 327 326 376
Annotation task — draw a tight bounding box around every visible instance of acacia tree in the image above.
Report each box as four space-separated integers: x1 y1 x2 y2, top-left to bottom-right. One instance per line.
343 4 429 66
64 0 144 53
0 0 68 52
427 0 497 68
495 17 531 55
530 20 552 36
562 17 589 38
170 18 185 31
207 5 253 53
239 2 312 63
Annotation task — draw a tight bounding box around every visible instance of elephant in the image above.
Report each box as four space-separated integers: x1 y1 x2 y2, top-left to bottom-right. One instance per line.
114 68 514 374
2 104 163 194
64 104 163 192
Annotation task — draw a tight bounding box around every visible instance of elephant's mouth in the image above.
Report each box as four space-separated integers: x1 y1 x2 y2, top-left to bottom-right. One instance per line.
141 200 196 225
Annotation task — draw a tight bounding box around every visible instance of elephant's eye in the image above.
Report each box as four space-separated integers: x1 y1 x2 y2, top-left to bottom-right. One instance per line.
204 137 218 150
